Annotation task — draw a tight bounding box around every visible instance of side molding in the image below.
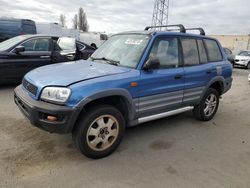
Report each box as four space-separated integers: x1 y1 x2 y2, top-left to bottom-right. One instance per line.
138 106 194 124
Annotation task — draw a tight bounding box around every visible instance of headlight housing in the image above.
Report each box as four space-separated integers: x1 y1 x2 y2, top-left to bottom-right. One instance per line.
41 87 71 104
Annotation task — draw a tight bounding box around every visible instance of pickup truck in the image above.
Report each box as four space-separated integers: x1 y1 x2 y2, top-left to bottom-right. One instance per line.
14 25 233 159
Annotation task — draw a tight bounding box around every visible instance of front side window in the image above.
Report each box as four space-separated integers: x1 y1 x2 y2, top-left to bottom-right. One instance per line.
148 37 179 69
22 38 50 51
181 38 199 66
204 39 223 62
90 34 150 68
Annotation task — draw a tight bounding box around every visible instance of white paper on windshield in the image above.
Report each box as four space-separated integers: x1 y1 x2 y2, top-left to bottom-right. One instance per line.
125 39 143 45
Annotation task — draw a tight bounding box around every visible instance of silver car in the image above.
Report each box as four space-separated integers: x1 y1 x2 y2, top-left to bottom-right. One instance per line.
234 51 250 69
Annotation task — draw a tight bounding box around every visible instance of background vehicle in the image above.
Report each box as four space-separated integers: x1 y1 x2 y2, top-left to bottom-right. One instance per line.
0 35 95 84
36 23 108 47
14 25 232 159
234 50 250 69
223 48 235 67
80 32 108 48
0 18 36 42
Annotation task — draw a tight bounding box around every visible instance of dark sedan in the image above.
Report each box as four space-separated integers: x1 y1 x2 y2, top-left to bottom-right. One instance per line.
0 35 96 84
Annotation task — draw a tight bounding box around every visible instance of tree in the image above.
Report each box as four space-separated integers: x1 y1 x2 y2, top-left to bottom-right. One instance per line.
59 14 66 27
72 14 78 29
78 7 89 32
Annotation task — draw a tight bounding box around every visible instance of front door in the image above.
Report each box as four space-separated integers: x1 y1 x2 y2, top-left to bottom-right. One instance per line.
137 37 184 118
0 37 52 83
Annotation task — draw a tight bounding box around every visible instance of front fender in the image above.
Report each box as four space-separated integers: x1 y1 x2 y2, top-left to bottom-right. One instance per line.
77 89 136 121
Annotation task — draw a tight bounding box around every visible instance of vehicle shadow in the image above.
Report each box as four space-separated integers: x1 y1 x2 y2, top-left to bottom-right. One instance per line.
0 83 18 90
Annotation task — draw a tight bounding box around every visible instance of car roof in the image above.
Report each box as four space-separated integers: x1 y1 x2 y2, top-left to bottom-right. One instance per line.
115 30 213 39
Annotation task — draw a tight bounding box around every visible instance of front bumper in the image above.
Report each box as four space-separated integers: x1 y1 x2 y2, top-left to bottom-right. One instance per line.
14 85 81 134
234 61 248 67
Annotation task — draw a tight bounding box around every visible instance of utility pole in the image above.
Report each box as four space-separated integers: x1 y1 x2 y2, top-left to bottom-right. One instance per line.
151 0 170 30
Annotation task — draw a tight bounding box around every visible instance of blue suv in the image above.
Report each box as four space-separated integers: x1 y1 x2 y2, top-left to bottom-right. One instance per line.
14 25 233 159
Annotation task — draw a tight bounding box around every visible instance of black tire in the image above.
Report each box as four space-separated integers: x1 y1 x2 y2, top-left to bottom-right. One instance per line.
193 88 219 121
72 104 125 159
247 62 250 69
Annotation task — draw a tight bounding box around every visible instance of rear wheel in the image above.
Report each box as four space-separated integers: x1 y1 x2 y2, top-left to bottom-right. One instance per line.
193 88 219 121
73 105 125 159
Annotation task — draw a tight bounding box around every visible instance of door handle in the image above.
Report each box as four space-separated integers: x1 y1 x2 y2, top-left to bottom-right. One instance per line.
40 56 50 58
174 74 182 79
66 54 74 58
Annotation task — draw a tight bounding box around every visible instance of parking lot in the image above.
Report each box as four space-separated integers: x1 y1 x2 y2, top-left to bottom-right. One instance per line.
0 68 249 188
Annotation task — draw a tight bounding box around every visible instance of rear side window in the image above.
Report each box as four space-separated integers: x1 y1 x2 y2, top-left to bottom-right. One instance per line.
181 38 199 66
197 40 208 63
204 39 222 62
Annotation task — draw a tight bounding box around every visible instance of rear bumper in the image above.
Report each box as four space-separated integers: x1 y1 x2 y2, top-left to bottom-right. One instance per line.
14 85 81 134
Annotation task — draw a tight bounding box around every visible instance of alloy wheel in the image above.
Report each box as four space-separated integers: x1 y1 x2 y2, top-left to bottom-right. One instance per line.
86 115 119 151
204 93 217 117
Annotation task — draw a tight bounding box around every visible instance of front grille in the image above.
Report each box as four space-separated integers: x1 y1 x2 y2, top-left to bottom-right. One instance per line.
22 79 38 96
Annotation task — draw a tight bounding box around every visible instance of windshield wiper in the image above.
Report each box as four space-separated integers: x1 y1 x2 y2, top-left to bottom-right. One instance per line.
90 57 120 66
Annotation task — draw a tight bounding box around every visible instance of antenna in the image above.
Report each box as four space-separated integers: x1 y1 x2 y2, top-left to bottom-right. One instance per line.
151 0 170 31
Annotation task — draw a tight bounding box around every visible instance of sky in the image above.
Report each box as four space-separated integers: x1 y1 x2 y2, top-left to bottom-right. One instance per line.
0 0 249 35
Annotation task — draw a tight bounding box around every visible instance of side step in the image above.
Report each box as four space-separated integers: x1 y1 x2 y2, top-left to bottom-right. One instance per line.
138 106 194 124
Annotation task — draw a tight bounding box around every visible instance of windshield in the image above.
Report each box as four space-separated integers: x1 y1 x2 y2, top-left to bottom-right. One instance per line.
89 34 150 68
238 51 250 56
0 35 28 51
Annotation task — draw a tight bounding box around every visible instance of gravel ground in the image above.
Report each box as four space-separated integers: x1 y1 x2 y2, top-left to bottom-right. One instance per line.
0 68 249 188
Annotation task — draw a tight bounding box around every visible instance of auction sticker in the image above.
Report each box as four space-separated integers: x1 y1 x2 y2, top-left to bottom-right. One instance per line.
125 39 143 45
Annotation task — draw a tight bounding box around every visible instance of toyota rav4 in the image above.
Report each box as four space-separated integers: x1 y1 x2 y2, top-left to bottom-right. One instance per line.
14 25 233 159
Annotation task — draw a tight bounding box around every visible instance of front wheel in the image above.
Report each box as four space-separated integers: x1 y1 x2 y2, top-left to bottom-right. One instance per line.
193 88 219 121
73 105 125 159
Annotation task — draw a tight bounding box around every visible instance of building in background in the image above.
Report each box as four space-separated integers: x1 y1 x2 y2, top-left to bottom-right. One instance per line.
210 35 250 55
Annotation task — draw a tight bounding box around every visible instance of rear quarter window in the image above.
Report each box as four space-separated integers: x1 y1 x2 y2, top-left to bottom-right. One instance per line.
204 39 223 62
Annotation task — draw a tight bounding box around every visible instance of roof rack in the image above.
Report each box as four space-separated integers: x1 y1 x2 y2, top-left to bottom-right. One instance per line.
144 25 206 36
144 24 186 33
184 28 205 36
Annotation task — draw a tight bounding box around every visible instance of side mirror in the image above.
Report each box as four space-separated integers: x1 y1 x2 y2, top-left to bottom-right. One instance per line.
143 57 160 71
14 46 25 54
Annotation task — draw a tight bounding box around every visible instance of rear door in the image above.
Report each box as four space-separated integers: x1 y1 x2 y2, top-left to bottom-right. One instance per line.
138 36 184 118
77 42 96 60
181 38 212 106
52 37 77 63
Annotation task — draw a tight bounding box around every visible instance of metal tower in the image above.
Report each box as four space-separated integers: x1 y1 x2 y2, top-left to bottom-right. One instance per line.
151 0 170 30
